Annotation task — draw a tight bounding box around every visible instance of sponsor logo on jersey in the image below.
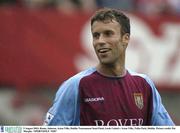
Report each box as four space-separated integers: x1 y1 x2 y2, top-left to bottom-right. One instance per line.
94 118 143 126
84 97 104 103
43 112 54 125
133 93 144 109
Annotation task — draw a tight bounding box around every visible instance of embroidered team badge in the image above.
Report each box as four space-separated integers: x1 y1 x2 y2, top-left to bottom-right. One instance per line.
133 93 144 109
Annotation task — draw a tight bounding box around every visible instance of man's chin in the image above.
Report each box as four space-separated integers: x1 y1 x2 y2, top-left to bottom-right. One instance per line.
100 60 114 66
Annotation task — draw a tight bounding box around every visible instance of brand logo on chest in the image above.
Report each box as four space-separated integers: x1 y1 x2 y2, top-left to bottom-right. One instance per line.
133 93 144 109
84 97 104 103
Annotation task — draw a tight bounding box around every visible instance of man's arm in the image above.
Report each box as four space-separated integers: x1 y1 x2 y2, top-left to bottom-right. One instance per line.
43 78 80 126
145 76 175 126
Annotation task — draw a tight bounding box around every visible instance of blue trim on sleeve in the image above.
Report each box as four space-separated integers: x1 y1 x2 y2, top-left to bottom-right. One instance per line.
44 67 96 125
143 76 175 126
128 69 175 126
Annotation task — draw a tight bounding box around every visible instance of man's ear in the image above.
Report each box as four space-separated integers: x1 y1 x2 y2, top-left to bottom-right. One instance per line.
121 33 130 49
122 33 130 44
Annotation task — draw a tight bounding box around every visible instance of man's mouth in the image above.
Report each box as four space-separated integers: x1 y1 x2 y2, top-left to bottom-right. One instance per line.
98 48 111 53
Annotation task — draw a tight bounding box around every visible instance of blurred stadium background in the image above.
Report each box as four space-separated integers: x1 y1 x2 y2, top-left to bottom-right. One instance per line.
0 0 180 125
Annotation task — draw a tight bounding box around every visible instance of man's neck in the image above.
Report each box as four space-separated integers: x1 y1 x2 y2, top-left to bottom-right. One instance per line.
96 63 126 77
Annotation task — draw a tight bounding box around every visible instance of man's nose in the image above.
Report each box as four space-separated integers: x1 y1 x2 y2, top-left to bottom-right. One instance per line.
97 35 106 45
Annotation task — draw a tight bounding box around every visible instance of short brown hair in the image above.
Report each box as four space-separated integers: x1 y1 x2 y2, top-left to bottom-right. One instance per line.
91 8 130 35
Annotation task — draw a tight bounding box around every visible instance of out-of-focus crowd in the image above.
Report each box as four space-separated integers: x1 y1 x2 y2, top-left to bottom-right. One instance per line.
0 0 180 16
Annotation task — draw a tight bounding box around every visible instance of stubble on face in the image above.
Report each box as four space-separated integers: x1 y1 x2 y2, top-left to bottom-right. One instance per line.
92 20 126 67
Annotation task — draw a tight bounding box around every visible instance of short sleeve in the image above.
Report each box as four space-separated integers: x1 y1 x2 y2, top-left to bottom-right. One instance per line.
144 76 175 126
43 78 80 125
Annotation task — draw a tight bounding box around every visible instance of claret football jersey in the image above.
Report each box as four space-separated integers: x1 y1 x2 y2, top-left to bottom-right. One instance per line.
44 67 174 126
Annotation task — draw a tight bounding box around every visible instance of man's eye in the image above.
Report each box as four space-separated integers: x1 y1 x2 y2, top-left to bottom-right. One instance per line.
93 33 99 38
105 31 113 36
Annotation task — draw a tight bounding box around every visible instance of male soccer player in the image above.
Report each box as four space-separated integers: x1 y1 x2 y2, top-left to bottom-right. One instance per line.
44 8 175 126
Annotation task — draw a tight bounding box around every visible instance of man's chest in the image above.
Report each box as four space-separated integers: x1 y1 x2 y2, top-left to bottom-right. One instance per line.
79 76 152 125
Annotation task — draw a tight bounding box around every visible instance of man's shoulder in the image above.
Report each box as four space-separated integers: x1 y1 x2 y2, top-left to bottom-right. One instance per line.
127 68 149 79
127 68 155 87
64 67 96 85
55 67 96 94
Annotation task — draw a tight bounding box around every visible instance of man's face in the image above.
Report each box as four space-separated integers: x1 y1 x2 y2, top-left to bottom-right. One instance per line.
91 20 129 65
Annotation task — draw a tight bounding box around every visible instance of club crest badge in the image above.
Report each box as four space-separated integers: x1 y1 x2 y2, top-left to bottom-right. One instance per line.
133 93 144 109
